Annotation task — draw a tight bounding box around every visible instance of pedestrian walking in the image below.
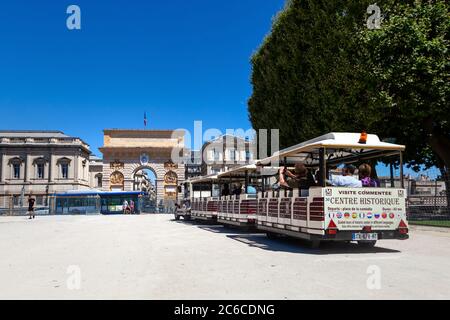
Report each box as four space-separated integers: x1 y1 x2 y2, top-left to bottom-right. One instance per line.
28 195 36 220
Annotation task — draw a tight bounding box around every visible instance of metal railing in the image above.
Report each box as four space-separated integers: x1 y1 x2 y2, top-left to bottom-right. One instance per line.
0 207 50 216
407 195 450 228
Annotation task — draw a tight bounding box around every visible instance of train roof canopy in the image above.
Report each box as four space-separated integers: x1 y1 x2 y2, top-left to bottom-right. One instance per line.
257 132 405 166
188 174 218 184
217 164 257 178
53 190 145 197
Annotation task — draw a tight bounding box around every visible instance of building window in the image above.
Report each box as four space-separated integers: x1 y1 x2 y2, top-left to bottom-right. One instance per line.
37 163 45 179
229 149 236 161
61 164 69 179
246 151 251 161
82 160 87 179
57 158 71 180
13 163 21 179
96 174 103 188
36 196 44 206
33 158 47 180
214 149 220 162
9 158 23 179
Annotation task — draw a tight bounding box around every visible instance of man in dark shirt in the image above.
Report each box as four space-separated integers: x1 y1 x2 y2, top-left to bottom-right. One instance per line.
221 184 230 197
28 196 36 220
232 184 243 196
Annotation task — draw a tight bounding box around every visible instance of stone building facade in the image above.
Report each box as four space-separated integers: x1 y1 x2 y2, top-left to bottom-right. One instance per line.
99 129 186 202
201 134 256 176
185 150 202 180
88 155 103 190
0 131 92 208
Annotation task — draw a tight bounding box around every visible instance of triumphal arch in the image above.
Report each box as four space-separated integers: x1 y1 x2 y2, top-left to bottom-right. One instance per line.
99 129 186 204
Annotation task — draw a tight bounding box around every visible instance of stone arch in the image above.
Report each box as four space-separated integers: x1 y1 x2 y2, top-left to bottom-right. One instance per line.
132 165 159 212
132 165 158 193
131 165 159 180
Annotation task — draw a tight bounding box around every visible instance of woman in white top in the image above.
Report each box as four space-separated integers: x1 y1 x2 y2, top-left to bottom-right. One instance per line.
123 200 129 214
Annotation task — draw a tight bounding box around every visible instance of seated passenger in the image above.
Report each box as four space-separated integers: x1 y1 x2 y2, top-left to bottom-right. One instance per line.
359 163 379 187
328 164 362 188
232 184 242 196
279 163 316 190
246 185 257 194
221 183 230 197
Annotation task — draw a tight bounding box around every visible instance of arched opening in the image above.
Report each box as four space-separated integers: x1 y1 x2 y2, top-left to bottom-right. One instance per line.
95 173 103 188
133 166 157 213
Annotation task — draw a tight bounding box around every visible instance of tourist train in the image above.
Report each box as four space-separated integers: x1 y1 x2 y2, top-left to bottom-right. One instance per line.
180 132 409 248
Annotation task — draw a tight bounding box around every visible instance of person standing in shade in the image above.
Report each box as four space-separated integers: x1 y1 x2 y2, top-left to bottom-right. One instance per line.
232 184 242 196
130 200 135 214
28 195 36 220
221 184 230 197
123 200 129 214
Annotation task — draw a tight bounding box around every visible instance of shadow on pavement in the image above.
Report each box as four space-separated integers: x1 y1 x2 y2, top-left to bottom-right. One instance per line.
227 234 401 255
175 220 401 255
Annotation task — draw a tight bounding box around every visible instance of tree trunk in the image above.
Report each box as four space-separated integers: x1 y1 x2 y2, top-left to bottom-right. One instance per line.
438 165 450 214
424 118 450 211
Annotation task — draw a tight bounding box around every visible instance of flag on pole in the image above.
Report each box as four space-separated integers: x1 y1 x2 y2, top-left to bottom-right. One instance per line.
144 112 147 127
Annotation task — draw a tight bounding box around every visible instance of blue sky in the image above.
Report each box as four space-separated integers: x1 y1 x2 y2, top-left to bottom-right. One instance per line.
0 0 285 155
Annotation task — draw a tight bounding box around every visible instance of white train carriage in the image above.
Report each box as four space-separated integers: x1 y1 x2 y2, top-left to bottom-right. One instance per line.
256 132 409 247
216 165 260 228
183 132 409 248
189 175 219 222
216 194 258 227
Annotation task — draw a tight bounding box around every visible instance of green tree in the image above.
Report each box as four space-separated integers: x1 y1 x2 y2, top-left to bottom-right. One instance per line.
249 0 449 189
249 0 382 149
360 0 450 184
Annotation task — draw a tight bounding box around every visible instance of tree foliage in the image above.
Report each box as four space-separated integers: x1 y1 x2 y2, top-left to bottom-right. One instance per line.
248 0 449 175
361 0 450 173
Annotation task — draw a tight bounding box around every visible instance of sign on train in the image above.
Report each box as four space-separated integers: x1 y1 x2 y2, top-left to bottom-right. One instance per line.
323 187 407 230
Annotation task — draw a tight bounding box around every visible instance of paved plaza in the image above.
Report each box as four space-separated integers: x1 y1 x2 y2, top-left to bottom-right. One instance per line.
0 214 449 300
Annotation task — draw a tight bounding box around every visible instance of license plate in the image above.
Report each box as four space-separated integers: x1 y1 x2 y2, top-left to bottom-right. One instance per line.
352 233 378 241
